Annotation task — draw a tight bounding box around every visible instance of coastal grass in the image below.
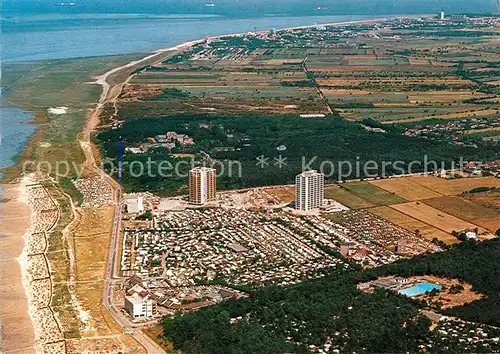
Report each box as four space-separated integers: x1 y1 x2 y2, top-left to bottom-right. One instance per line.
2 51 168 351
46 229 71 283
44 183 83 338
1 54 145 183
72 206 120 337
51 282 81 340
59 177 84 206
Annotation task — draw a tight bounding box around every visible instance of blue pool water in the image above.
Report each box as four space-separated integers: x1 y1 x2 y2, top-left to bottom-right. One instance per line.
398 282 442 297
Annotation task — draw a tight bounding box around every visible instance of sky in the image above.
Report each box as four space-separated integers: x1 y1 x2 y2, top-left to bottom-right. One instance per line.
3 0 496 16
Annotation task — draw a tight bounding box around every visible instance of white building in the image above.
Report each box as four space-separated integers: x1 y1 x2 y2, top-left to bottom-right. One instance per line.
300 114 326 118
465 231 477 240
125 195 144 213
124 285 155 318
295 170 324 211
440 11 445 20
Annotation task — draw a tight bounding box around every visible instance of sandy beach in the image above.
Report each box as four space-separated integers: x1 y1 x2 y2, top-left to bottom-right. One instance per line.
1 175 65 354
0 181 36 353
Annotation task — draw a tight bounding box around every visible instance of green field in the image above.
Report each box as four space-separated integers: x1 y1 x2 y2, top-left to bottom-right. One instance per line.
339 106 487 122
339 182 407 206
1 54 144 180
324 185 375 209
1 53 150 342
183 86 319 100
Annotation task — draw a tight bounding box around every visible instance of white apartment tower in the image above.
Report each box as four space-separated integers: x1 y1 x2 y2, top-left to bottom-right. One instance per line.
125 195 144 213
295 170 324 211
189 167 216 204
124 293 155 318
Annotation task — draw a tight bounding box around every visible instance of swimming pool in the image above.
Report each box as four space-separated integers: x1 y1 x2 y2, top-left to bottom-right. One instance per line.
398 282 443 297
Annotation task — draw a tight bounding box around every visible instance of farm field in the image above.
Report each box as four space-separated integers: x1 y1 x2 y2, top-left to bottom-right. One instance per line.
338 182 407 206
405 176 500 196
390 201 486 235
423 196 500 232
317 76 474 88
369 178 443 201
130 70 307 86
463 188 500 208
324 181 409 209
123 81 326 114
369 206 458 244
324 182 406 209
322 88 409 104
464 126 500 134
384 108 500 124
325 177 498 244
407 91 485 104
119 19 500 123
340 106 487 122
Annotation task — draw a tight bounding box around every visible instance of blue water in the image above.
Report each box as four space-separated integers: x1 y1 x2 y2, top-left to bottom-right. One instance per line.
1 13 384 173
2 13 380 63
0 108 37 174
2 0 493 18
398 282 443 297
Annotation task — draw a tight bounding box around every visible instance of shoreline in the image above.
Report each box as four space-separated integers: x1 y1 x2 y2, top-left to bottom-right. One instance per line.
2 14 432 65
1 175 66 353
92 14 430 99
0 178 36 353
1 13 430 182
16 176 38 353
1 14 426 353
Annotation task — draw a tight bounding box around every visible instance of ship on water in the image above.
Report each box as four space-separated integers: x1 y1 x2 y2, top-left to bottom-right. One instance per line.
205 1 215 7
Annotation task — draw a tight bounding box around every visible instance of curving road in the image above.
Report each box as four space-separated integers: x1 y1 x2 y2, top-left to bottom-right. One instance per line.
83 48 186 353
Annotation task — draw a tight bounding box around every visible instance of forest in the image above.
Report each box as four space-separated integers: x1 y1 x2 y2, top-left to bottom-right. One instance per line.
162 240 500 353
96 113 498 195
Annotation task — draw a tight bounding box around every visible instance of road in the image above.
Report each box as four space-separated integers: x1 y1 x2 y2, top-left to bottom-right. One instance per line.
82 49 181 354
103 184 168 353
100 170 166 354
83 20 442 353
96 112 166 353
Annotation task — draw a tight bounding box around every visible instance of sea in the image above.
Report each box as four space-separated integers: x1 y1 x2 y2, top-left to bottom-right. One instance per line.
2 13 382 62
0 108 37 173
0 12 381 174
